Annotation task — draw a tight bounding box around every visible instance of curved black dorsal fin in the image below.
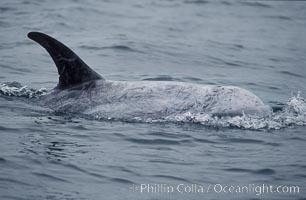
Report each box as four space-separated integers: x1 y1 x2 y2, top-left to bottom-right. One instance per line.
28 32 103 89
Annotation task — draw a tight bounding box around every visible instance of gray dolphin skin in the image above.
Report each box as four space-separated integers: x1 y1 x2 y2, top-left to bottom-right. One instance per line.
28 32 269 120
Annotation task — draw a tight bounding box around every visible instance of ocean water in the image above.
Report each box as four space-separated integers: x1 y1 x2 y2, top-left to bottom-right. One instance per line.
0 0 306 199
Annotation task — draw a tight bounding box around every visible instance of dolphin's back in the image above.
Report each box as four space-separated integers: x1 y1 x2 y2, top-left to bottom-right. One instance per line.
42 80 266 119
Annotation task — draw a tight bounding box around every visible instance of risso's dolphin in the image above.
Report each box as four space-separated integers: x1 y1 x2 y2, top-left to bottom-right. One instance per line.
28 32 269 121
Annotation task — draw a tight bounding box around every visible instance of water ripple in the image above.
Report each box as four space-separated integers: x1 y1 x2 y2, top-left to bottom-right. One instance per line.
194 138 219 144
240 2 272 8
266 15 292 21
32 172 70 183
149 159 195 166
80 45 142 53
225 168 276 175
222 138 265 144
110 178 134 184
125 138 185 145
184 0 209 5
0 178 33 186
152 174 189 182
0 64 31 73
62 163 109 180
0 6 16 12
279 70 304 78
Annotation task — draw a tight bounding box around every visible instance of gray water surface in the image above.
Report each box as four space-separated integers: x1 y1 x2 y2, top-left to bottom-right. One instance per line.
0 0 306 199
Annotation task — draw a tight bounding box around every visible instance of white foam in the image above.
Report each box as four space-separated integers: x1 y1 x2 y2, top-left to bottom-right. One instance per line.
160 93 306 130
0 82 47 98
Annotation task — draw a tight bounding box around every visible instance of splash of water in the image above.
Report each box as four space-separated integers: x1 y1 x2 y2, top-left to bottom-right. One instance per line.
161 93 306 130
0 81 47 98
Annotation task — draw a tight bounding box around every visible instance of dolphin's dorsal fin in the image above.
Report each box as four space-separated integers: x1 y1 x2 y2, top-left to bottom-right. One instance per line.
28 32 103 89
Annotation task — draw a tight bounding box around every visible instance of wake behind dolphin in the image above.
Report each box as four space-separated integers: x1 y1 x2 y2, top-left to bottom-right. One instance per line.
27 32 269 121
